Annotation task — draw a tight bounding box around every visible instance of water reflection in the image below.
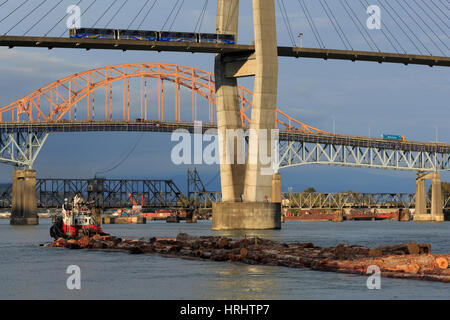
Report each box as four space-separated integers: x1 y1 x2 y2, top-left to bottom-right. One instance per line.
198 263 282 300
1 219 450 299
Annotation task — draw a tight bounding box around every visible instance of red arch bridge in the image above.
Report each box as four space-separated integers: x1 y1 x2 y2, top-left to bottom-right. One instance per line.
0 63 449 172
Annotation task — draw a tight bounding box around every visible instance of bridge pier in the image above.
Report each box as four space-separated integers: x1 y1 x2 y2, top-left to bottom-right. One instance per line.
215 0 245 203
213 0 280 230
414 172 444 222
10 169 38 225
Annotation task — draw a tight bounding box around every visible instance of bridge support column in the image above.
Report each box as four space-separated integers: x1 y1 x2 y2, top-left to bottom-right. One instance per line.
413 172 444 222
212 0 280 230
431 172 444 222
10 169 38 225
215 0 245 202
413 173 428 221
271 173 281 203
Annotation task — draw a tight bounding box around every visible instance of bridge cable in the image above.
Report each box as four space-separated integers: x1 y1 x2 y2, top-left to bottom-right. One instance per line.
44 0 83 36
105 0 128 29
318 0 352 50
359 0 403 54
0 1 8 9
437 0 449 9
378 0 424 55
59 0 98 36
24 0 64 36
382 0 431 55
277 0 296 47
339 0 376 51
194 0 208 33
94 132 145 177
424 0 450 35
92 0 119 28
168 0 184 31
127 0 152 30
280 0 298 46
346 0 381 52
414 0 450 39
0 0 30 26
137 0 159 30
5 0 47 35
432 0 450 20
204 171 220 188
161 0 180 30
297 0 325 48
400 0 448 55
322 0 354 50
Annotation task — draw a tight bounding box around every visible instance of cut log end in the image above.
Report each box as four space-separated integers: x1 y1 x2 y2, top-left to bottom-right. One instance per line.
240 247 248 258
436 257 449 270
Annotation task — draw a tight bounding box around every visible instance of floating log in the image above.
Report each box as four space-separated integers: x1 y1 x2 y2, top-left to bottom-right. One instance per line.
419 243 432 254
368 242 420 257
436 257 449 270
44 233 449 283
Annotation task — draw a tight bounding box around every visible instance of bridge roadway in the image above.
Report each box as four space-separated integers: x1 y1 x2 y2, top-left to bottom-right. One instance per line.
1 36 449 67
1 120 448 154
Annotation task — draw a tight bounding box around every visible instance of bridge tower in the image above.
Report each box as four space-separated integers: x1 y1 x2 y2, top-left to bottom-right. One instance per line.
414 172 444 222
213 0 281 230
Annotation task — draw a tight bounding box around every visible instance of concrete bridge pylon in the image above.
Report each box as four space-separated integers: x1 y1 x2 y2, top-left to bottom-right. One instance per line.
212 0 281 230
414 172 444 222
10 169 38 225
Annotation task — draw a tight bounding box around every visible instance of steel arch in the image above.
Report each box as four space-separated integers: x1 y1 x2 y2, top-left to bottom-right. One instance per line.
0 62 327 135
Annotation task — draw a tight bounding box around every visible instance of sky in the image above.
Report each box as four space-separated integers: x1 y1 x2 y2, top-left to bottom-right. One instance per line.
0 0 448 194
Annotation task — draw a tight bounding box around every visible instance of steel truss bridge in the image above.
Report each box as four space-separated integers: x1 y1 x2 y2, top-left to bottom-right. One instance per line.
0 178 183 209
283 192 450 210
1 179 449 210
0 63 449 172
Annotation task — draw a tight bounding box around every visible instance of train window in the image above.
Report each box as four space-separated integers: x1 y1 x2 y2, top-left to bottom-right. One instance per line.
218 34 235 44
122 30 158 37
218 34 235 41
163 32 195 38
200 33 217 39
77 28 114 35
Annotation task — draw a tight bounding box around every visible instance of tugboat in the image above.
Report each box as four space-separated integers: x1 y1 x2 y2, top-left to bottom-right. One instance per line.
50 195 103 240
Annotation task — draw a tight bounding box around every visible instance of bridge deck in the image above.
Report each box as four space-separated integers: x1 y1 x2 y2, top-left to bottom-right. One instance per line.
0 121 448 153
0 36 449 67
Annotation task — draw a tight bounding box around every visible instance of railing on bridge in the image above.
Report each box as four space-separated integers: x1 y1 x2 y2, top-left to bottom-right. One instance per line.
1 181 449 210
283 192 450 210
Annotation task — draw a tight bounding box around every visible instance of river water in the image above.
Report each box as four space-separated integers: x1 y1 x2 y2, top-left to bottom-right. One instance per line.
0 218 449 300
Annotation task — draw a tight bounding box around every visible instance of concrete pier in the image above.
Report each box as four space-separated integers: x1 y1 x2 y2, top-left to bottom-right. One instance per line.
11 169 38 225
430 172 444 222
212 202 281 230
242 0 279 203
413 172 444 222
271 173 281 203
215 0 245 203
212 0 281 230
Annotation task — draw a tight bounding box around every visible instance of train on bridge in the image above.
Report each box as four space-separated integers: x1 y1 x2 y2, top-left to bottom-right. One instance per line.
69 28 236 44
